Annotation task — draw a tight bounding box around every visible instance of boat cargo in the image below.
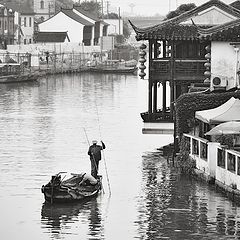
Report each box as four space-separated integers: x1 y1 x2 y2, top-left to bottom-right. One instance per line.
41 172 102 203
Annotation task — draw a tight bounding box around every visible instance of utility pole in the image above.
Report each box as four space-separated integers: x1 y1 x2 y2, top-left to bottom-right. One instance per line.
118 7 120 35
106 1 109 16
101 0 103 17
48 2 51 18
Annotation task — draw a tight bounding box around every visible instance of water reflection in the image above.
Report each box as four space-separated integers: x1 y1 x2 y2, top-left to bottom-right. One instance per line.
136 152 240 240
2 72 240 239
41 197 104 239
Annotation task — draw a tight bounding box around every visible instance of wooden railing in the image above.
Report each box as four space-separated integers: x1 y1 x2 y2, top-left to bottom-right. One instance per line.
150 58 207 81
140 107 172 122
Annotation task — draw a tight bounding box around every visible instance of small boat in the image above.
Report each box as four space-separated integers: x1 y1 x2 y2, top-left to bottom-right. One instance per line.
86 59 138 74
0 63 38 83
41 172 102 203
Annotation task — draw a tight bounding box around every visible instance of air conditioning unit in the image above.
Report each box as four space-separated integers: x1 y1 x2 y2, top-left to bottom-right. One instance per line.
212 76 228 89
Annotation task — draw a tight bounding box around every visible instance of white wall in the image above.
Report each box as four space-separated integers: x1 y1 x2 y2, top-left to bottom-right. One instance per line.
208 142 220 178
186 133 240 191
103 19 123 35
7 42 100 54
6 43 101 67
182 6 237 25
38 12 85 43
216 148 240 189
211 42 237 90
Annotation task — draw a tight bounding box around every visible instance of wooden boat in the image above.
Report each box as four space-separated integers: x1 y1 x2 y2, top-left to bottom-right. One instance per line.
0 63 38 83
86 59 138 74
41 172 102 203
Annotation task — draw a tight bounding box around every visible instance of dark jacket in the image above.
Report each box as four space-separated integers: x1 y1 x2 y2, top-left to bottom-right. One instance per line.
88 142 106 161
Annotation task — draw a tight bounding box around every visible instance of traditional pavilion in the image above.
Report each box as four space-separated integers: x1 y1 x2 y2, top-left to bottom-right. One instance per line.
130 0 240 133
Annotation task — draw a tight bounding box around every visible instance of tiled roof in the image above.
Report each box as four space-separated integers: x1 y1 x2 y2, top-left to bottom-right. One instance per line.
73 5 100 21
195 18 240 41
35 31 70 43
230 1 240 11
73 5 109 25
3 2 35 15
130 0 240 41
61 8 94 26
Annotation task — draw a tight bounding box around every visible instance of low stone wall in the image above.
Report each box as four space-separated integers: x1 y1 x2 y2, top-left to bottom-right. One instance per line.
215 179 240 202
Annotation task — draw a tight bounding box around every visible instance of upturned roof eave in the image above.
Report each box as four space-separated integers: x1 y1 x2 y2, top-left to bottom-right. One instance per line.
130 0 240 39
196 18 240 35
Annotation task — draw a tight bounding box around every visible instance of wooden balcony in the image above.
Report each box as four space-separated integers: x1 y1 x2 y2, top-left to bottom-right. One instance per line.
141 107 173 122
150 58 207 82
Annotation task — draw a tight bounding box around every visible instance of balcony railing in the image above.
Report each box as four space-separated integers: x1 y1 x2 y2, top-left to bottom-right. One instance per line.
150 58 207 82
140 107 172 122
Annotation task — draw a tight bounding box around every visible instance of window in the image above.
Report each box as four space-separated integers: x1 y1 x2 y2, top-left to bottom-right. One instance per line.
18 17 21 25
29 17 32 27
237 157 240 175
24 17 26 27
29 39 31 44
40 0 44 9
0 20 2 29
4 20 7 30
227 153 236 173
24 39 27 44
192 139 199 156
217 149 225 168
200 142 208 160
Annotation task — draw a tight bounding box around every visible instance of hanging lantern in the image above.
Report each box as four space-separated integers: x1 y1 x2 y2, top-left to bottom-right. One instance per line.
204 45 211 83
139 43 147 79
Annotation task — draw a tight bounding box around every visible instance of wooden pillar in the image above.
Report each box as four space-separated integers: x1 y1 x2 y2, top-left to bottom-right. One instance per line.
148 40 153 114
163 41 166 58
153 82 157 113
162 81 166 113
153 40 158 113
148 80 153 114
170 40 175 119
154 40 158 58
174 83 177 104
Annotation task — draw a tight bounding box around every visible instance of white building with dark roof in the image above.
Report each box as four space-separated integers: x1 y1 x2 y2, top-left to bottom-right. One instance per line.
38 6 108 45
73 5 108 45
38 8 94 44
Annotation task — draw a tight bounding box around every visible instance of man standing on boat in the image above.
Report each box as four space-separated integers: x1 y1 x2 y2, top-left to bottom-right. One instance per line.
88 140 105 178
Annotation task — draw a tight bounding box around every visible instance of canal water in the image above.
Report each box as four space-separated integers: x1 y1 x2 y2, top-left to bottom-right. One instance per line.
0 73 240 240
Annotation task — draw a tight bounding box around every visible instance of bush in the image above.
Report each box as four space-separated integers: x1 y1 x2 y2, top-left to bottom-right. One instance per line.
215 134 234 148
176 135 196 174
175 91 240 135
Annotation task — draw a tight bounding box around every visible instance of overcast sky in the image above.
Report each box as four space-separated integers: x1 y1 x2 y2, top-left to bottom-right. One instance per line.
106 0 236 16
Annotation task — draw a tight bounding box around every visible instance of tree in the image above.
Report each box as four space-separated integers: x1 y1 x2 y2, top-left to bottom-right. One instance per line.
165 3 196 20
123 20 131 39
76 0 101 17
103 12 119 19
